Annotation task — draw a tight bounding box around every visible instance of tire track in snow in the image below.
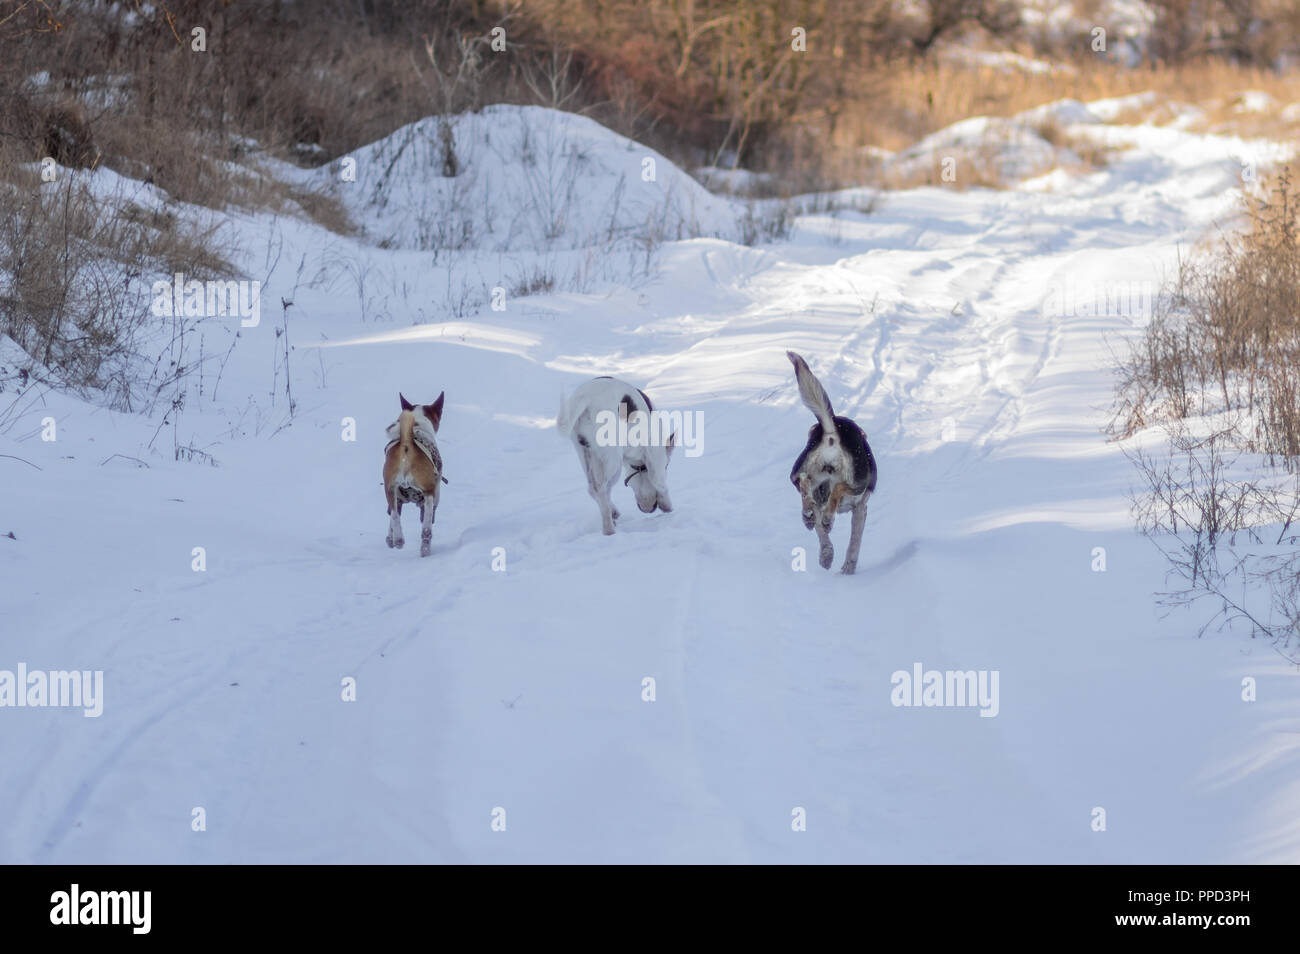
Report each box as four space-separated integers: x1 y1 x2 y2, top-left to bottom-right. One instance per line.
35 673 213 858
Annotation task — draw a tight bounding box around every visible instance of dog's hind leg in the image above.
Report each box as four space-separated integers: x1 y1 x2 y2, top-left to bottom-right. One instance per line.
591 470 616 536
796 474 817 529
822 482 850 533
841 494 868 575
419 498 435 557
385 486 404 549
815 519 834 570
389 497 405 549
580 443 617 535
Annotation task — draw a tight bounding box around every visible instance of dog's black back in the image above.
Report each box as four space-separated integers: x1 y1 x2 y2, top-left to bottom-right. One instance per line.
791 416 877 496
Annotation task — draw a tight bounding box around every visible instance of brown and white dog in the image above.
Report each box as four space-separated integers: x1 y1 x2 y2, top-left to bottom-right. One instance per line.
788 352 877 574
383 392 445 557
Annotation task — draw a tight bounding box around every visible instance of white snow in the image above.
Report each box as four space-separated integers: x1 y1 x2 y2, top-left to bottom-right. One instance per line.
1231 90 1277 114
2 100 1298 863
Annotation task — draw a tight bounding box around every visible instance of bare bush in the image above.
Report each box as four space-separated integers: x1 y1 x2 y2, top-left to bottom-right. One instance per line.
1127 421 1300 659
1146 0 1300 67
1115 168 1300 657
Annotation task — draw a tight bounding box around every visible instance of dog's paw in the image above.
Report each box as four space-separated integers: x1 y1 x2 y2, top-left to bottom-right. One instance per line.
420 542 432 557
386 535 395 548
392 536 404 549
840 561 856 575
802 510 815 530
819 543 834 570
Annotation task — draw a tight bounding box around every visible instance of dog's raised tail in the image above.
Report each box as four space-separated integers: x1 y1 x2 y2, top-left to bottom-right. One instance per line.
787 351 836 432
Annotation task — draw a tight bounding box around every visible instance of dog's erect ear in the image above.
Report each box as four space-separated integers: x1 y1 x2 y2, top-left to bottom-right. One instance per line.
424 392 445 431
400 392 414 412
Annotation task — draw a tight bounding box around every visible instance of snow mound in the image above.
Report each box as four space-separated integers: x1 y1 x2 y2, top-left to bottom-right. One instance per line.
885 99 1104 187
693 166 775 196
1231 90 1277 114
1085 91 1162 122
314 105 736 252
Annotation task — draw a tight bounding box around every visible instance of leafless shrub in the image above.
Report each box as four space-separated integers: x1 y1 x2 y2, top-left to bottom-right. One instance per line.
1126 421 1300 659
508 264 556 298
1145 0 1300 67
521 44 585 113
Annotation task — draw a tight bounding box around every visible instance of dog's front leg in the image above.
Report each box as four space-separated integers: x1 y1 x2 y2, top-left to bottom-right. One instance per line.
840 495 868 575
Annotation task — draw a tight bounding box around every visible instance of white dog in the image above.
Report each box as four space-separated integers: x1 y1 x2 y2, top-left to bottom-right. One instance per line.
557 376 674 535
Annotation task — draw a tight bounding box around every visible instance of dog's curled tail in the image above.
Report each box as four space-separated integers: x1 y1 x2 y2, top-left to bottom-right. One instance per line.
787 351 836 432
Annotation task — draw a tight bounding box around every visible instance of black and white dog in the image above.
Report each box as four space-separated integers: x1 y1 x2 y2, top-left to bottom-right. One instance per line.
558 376 674 535
788 351 877 574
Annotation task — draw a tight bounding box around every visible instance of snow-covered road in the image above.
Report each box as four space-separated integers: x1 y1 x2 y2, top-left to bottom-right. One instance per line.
3 102 1297 863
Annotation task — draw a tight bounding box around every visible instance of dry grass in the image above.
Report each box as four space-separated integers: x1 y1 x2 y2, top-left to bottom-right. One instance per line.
830 58 1300 154
1112 166 1300 463
0 133 235 406
767 56 1300 193
1032 116 1118 171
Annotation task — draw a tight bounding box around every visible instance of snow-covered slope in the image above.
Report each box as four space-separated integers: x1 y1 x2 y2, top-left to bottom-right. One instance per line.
304 105 735 252
2 104 1298 863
